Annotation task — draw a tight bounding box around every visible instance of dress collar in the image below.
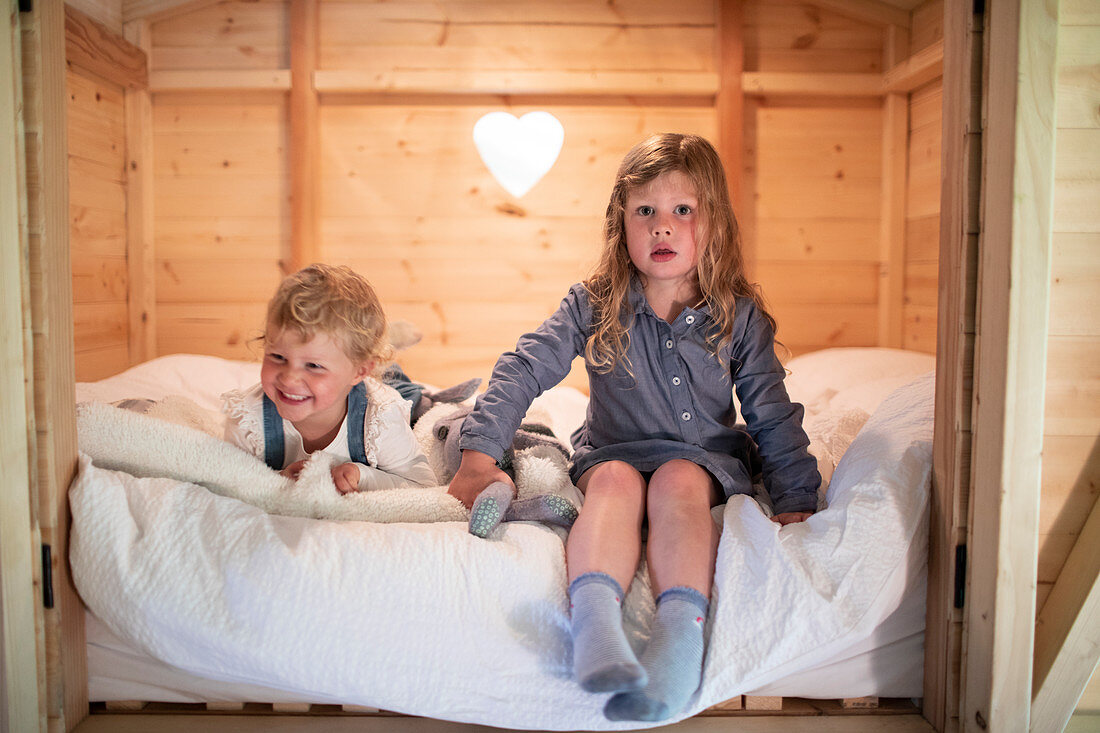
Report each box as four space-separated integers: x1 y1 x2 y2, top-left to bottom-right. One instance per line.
626 275 713 323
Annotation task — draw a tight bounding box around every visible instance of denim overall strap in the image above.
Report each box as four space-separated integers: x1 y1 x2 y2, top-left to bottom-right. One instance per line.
381 364 424 408
346 381 369 465
261 394 285 470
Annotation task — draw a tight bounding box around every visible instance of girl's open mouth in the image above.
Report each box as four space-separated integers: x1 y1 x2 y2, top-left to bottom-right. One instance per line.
278 390 310 403
651 248 676 262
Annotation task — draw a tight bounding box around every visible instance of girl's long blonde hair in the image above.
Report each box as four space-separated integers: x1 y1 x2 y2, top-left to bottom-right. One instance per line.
584 133 776 374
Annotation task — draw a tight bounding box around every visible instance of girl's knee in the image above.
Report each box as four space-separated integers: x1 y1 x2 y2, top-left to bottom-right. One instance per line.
651 459 710 487
647 460 718 508
579 461 646 500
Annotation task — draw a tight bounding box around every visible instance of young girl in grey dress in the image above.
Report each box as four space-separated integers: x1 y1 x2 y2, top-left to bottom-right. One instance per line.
448 133 820 722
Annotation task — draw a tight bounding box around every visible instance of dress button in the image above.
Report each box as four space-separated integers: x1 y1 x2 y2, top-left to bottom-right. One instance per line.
665 339 674 349
685 315 695 325
672 376 682 386
681 411 691 421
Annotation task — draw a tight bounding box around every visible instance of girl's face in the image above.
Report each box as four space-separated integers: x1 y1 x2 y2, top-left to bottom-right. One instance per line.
624 170 700 295
260 325 372 437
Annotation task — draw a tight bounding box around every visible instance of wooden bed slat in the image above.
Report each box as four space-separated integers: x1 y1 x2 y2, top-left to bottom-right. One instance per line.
744 696 784 711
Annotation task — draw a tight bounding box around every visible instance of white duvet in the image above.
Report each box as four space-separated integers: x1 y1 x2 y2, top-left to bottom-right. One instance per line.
69 349 934 730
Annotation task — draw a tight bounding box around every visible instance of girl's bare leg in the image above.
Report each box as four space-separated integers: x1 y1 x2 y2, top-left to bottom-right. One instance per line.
567 460 647 589
605 459 721 722
644 459 722 595
565 461 647 693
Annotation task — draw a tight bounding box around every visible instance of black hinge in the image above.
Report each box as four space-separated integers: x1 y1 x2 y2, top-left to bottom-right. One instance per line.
18 0 33 13
953 544 967 609
973 0 984 15
42 544 54 609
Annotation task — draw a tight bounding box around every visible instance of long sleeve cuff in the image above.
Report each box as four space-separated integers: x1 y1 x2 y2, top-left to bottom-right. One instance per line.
456 434 507 463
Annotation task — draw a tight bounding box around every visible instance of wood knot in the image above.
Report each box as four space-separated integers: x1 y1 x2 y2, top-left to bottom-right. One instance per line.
495 202 527 217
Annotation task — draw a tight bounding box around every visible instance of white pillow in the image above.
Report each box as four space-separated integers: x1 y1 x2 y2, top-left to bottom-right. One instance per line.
785 348 935 416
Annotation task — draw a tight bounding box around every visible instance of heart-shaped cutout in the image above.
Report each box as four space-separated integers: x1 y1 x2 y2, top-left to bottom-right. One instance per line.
472 111 564 198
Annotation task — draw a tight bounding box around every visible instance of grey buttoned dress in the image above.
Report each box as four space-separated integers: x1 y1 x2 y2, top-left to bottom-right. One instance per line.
459 282 820 515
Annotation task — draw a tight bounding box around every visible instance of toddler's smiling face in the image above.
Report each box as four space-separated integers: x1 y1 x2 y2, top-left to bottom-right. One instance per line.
260 325 371 439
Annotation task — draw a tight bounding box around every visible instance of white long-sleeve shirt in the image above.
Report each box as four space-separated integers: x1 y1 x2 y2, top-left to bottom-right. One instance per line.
221 380 437 491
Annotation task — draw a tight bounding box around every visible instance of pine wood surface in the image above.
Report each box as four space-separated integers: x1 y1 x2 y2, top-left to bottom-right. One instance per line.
0 5 42 731
130 0 927 388
65 4 147 91
67 0 125 36
903 78 941 355
68 63 130 382
925 3 979 728
962 0 1057 728
1036 13 1100 634
25 3 88 728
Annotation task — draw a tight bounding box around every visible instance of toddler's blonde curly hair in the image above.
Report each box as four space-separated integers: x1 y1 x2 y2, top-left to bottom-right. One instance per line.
265 263 393 372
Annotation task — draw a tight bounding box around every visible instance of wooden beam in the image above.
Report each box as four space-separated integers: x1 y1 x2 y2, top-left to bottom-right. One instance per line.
313 69 720 97
962 0 1059 730
149 70 291 92
289 0 319 273
124 19 155 365
716 0 744 221
1 2 44 730
23 1 86 729
64 4 147 90
122 0 220 24
884 39 945 94
927 2 983 730
741 94 759 280
808 0 911 29
741 72 883 97
878 25 908 349
1031 496 1100 732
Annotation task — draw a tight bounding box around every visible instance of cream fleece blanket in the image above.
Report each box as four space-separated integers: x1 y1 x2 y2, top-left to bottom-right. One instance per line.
74 398 576 524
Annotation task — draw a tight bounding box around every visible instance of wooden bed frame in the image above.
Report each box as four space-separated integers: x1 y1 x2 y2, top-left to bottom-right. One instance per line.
2 1 1097 732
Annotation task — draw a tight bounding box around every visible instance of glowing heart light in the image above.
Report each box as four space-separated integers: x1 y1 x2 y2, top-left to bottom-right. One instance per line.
472 111 564 198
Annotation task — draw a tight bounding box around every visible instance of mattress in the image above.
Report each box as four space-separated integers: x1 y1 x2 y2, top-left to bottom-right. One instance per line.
72 347 935 728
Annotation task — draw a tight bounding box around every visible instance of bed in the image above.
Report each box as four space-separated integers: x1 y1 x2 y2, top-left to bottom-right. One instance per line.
69 346 935 730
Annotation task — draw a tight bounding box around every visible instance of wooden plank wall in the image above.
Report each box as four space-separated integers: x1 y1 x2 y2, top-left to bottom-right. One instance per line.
147 0 717 392
68 65 131 380
744 1 883 355
149 1 288 362
903 0 941 353
69 0 938 388
1036 0 1100 713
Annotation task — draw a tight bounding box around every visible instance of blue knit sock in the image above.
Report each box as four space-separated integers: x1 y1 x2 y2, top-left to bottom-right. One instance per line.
569 573 647 693
604 587 708 721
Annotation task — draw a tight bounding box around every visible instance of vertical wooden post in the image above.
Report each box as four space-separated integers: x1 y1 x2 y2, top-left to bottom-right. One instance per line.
124 19 155 364
716 0 748 271
289 0 319 273
1 2 45 730
22 0 85 729
878 24 908 348
962 0 1058 730
927 2 983 730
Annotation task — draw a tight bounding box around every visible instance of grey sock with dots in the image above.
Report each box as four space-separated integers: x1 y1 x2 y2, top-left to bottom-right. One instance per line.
504 494 578 528
569 573 647 693
468 481 513 538
604 586 708 721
